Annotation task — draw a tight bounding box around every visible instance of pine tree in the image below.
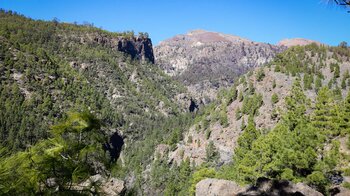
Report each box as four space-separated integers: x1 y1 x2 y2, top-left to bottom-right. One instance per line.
340 92 350 133
315 76 322 92
238 90 243 102
283 79 309 130
237 116 260 152
0 112 109 194
312 87 340 136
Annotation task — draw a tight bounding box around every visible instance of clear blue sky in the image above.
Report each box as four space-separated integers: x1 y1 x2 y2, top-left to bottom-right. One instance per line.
1 0 349 46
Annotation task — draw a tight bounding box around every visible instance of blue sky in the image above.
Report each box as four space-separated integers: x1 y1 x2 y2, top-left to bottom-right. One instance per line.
1 0 349 46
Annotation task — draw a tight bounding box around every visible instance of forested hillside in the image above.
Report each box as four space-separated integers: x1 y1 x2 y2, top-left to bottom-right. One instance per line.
150 43 350 195
0 10 194 194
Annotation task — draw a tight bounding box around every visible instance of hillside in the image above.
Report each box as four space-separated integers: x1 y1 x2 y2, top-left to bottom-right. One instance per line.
150 43 350 195
0 10 194 194
1 9 350 196
154 30 284 103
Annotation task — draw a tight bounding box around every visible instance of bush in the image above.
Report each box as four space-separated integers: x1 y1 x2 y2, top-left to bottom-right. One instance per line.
271 93 279 105
306 171 328 193
205 129 211 140
272 79 276 88
256 68 265 82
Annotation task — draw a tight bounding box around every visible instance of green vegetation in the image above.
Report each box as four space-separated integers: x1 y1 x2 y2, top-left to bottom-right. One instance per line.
256 67 265 82
0 112 109 194
271 93 279 105
241 92 263 116
217 80 347 194
0 10 193 195
3 9 350 196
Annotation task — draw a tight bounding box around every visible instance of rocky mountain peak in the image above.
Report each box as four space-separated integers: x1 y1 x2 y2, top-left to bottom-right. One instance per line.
277 38 322 47
154 30 285 103
159 29 252 46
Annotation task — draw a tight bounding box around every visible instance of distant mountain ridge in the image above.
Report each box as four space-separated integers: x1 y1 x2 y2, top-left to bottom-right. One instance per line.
278 38 322 47
154 29 285 103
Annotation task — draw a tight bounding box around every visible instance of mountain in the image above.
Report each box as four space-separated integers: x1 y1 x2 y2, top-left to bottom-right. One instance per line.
278 38 322 47
150 43 350 195
154 30 285 103
2 10 350 196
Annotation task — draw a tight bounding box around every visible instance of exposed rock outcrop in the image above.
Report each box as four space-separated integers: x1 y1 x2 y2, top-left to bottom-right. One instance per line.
78 174 126 195
116 37 155 63
77 32 155 63
195 178 323 196
163 51 350 166
154 30 285 101
196 178 244 196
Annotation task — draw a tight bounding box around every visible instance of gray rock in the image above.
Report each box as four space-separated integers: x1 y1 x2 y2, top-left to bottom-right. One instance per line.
154 30 285 101
292 183 323 196
196 178 323 196
333 186 350 196
81 32 154 63
196 178 244 196
102 178 125 196
75 174 125 195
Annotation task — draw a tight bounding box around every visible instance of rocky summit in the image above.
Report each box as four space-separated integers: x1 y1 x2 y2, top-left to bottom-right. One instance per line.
154 30 284 103
278 38 322 48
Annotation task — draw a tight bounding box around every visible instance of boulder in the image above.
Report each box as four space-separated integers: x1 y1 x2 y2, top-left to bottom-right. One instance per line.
102 178 125 196
292 183 323 196
332 186 350 196
195 177 323 196
195 178 244 196
76 174 125 195
243 178 323 196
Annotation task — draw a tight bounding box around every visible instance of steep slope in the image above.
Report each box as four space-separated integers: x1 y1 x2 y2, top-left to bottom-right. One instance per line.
0 11 196 194
150 43 350 195
154 30 285 102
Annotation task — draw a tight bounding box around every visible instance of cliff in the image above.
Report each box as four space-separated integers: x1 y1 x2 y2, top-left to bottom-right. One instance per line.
80 32 155 63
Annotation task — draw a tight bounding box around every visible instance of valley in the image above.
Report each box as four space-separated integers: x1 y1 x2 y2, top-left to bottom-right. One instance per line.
1 2 350 195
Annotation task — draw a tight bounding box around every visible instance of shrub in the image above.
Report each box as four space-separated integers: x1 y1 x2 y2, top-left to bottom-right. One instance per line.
271 93 279 105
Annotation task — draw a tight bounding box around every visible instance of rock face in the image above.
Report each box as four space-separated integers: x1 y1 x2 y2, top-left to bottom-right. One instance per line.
116 37 155 63
195 178 323 196
196 178 244 196
77 174 126 195
81 33 155 63
154 30 284 101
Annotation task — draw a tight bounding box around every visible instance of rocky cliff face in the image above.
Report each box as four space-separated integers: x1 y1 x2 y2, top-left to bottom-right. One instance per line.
117 37 155 63
154 30 285 102
78 32 155 63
